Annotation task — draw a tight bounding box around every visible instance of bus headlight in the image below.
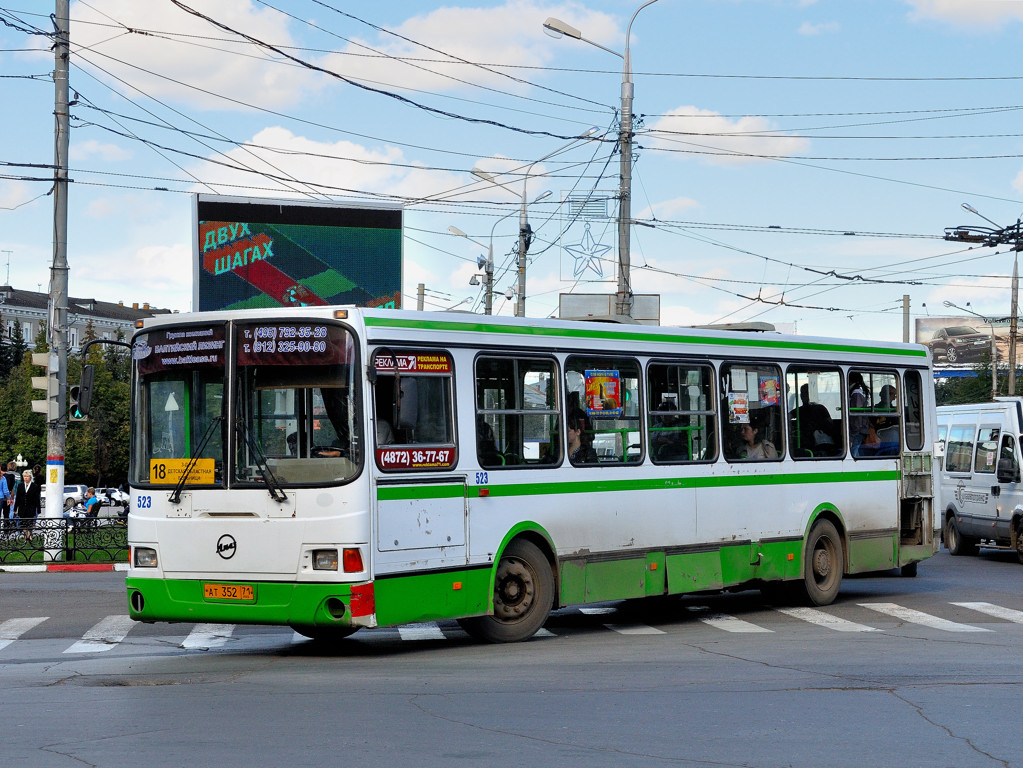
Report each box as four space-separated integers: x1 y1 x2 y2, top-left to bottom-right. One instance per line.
312 549 338 570
134 547 158 568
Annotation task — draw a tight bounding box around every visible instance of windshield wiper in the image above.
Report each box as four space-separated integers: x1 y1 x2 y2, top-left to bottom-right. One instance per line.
168 416 223 505
235 419 288 503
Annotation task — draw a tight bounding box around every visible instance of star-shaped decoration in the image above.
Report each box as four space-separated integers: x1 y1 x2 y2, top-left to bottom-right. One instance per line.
565 223 611 279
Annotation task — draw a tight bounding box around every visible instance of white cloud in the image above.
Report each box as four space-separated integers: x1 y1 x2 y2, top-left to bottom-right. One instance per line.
184 126 467 202
70 139 132 163
321 2 619 96
645 106 811 165
905 0 1023 26
798 21 839 35
69 0 321 110
636 196 700 220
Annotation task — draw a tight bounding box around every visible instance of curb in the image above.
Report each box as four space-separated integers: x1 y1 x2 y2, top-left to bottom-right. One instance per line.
0 562 128 573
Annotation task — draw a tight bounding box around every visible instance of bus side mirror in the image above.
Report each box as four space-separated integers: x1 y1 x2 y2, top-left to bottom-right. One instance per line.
996 457 1020 484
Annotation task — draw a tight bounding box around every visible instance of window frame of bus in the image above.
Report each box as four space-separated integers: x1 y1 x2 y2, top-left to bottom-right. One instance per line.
474 354 561 469
903 369 925 451
720 361 785 462
372 348 458 473
564 355 643 465
130 323 227 489
849 368 901 460
232 320 362 487
785 365 845 461
646 360 717 464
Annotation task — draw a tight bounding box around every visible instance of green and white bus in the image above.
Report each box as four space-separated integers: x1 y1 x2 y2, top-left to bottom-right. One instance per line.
125 308 938 642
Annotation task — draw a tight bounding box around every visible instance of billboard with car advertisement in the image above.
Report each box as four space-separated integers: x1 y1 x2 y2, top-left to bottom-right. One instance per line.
915 316 1010 369
193 195 402 312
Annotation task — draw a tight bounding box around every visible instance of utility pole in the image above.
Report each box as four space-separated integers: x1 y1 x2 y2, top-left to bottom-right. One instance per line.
902 294 910 343
46 0 70 521
1010 256 1019 395
417 283 425 311
944 207 1023 397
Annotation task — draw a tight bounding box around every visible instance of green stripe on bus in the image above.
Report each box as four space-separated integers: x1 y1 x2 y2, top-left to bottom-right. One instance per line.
377 483 465 501
364 316 927 359
376 470 900 501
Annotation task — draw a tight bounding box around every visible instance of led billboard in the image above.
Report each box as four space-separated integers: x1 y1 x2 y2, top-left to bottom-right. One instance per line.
193 195 402 312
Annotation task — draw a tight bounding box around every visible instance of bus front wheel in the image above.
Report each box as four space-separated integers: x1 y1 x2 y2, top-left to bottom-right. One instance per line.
801 519 843 606
458 539 554 643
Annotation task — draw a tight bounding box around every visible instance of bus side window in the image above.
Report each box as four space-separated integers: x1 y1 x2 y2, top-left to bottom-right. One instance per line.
904 370 924 451
565 356 642 465
475 356 560 469
720 362 784 462
647 362 716 463
785 366 843 460
850 369 900 458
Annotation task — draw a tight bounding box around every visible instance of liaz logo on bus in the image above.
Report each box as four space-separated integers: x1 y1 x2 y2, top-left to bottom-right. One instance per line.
373 352 451 374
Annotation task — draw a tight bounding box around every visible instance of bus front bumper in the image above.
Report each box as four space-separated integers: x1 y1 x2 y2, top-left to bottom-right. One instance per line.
126 576 376 628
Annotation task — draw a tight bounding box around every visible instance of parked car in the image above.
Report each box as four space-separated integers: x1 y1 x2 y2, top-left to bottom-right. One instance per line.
103 487 129 507
927 325 993 364
62 484 89 510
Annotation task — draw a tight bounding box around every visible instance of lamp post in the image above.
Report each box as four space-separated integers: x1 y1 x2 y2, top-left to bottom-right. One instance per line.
471 128 597 317
449 221 507 315
543 1 660 319
944 300 1004 400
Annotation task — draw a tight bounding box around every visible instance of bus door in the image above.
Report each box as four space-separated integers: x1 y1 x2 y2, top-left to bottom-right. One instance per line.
370 349 466 571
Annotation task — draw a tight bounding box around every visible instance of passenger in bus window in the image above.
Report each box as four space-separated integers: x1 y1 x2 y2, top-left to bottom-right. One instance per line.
738 421 777 460
376 420 394 444
476 417 502 467
567 411 598 464
848 372 871 452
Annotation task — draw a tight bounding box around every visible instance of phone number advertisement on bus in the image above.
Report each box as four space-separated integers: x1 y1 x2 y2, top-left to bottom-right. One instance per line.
377 448 455 470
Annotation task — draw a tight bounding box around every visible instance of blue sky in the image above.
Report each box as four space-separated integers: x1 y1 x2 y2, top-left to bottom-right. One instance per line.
3 0 1023 342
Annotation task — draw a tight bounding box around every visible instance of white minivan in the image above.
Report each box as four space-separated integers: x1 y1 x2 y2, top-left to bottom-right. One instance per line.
936 398 1023 561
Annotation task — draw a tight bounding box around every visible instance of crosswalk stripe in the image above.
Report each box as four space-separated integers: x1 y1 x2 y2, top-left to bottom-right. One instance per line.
0 617 48 650
579 607 616 615
64 615 137 653
397 622 445 641
859 603 989 632
952 602 1023 623
605 623 665 635
774 607 880 632
687 607 772 633
181 624 235 650
534 628 556 638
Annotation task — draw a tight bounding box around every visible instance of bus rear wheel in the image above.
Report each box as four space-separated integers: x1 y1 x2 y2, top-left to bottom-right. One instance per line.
458 539 553 643
800 519 843 606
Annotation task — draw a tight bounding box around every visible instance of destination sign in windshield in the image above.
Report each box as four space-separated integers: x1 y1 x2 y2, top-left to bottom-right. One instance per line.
235 322 352 366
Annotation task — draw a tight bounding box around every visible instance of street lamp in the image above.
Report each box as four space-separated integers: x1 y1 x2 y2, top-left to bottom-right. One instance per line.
448 223 504 315
470 128 597 317
944 300 1003 400
544 1 661 319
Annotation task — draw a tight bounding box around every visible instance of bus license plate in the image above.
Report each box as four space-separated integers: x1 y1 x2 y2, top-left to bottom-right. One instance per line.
203 583 254 601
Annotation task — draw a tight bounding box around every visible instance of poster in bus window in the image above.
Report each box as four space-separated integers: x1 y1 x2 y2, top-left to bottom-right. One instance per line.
728 392 750 423
759 375 780 406
584 369 622 418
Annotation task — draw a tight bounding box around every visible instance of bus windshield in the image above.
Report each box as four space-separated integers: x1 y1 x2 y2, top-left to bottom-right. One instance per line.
233 320 361 486
131 319 362 489
131 323 228 488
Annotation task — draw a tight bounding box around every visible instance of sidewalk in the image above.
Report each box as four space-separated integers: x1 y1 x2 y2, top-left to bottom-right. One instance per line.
0 562 129 573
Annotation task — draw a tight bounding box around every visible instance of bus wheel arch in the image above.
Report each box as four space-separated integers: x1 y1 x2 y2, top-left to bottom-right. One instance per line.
800 515 845 606
458 536 555 643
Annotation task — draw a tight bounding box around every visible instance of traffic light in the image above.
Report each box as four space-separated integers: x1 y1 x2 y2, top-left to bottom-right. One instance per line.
69 365 94 421
30 352 58 419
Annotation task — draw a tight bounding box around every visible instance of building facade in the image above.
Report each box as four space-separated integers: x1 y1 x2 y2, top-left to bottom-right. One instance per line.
0 286 173 351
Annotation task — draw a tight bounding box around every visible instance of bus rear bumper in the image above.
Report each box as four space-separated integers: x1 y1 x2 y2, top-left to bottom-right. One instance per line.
126 576 376 628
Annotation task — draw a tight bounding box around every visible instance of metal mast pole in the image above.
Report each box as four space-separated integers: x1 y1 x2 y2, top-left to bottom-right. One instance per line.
516 191 527 317
1010 254 1019 395
46 0 70 520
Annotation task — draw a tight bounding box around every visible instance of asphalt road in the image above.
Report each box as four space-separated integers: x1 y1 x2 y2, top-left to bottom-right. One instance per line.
4 549 1023 768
